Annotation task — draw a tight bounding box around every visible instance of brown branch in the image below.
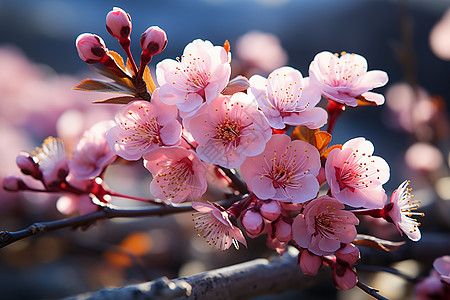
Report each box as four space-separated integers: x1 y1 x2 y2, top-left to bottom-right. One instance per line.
356 281 390 300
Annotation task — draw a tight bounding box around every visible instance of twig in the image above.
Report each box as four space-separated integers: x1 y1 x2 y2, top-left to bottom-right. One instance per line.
356 265 417 282
218 166 249 195
0 197 240 249
356 281 390 300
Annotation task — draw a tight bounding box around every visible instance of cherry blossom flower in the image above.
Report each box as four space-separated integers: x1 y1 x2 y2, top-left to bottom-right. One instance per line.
240 134 320 203
156 39 231 115
33 137 69 186
384 180 423 242
143 147 207 203
434 255 450 285
75 33 108 64
106 91 182 161
325 137 390 208
106 7 132 40
299 249 323 275
249 66 327 129
292 195 359 256
140 26 167 58
183 92 271 168
309 51 388 107
241 209 264 236
192 201 247 251
69 120 116 180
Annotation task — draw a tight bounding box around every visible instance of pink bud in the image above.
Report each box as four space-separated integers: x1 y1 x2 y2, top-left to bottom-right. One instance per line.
259 200 281 221
16 152 41 178
335 243 360 267
3 176 26 191
274 218 292 242
140 26 167 58
332 264 358 290
241 209 264 236
76 33 108 63
106 7 132 40
299 250 322 275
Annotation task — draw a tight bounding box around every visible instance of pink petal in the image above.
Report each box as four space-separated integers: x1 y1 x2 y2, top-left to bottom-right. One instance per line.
360 91 385 105
160 119 182 146
251 175 276 200
292 214 311 248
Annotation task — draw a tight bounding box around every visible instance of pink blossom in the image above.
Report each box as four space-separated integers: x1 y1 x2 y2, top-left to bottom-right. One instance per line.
106 91 182 161
106 7 132 40
2 176 26 191
325 137 390 208
184 92 271 168
34 137 69 186
249 66 327 129
299 249 323 275
143 147 207 203
309 51 388 107
292 195 359 256
384 180 423 242
332 264 358 290
259 200 281 221
156 39 231 114
273 218 292 242
192 202 247 251
241 209 264 236
68 120 116 180
414 270 449 300
434 256 450 285
335 243 360 266
241 134 321 203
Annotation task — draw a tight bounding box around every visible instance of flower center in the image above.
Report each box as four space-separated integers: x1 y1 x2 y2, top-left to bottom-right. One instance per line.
156 157 193 199
215 118 241 142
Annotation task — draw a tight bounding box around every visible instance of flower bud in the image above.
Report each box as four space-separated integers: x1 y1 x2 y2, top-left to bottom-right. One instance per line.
335 243 360 267
76 33 108 63
299 250 322 275
274 218 292 242
106 7 132 41
16 152 41 178
241 209 264 236
3 176 27 191
332 264 357 290
140 26 167 59
259 200 281 221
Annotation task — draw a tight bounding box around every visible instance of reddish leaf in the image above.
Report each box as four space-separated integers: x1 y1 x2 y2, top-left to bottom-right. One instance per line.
74 79 136 94
356 96 378 106
126 58 136 77
291 126 318 146
314 131 332 153
320 144 342 165
353 234 406 252
222 76 250 95
109 51 126 71
88 59 130 80
142 66 157 94
92 96 140 104
223 40 230 53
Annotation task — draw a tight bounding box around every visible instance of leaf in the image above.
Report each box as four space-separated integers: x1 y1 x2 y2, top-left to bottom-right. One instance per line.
353 234 406 252
93 96 141 104
356 96 378 106
126 58 136 77
222 76 250 95
314 131 332 154
320 144 342 165
109 51 126 71
74 79 136 94
291 126 318 146
223 40 230 53
142 65 157 94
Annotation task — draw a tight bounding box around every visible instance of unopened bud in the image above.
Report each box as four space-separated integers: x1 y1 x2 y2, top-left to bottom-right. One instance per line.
16 152 41 178
3 176 27 191
140 26 167 59
241 209 264 236
259 200 281 221
274 218 292 242
106 7 132 41
335 243 360 267
76 33 108 63
299 249 322 275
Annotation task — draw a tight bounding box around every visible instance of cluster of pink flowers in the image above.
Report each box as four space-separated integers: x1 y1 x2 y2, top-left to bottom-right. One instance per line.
3 7 427 293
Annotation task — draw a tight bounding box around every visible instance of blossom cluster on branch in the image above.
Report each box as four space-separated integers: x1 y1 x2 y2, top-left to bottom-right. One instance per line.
2 6 429 295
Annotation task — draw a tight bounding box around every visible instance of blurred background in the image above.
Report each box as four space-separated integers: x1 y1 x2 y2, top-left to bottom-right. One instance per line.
0 0 449 299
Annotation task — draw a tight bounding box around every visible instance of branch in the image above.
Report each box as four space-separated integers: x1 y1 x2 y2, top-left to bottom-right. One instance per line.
63 247 330 300
0 197 240 249
356 281 390 300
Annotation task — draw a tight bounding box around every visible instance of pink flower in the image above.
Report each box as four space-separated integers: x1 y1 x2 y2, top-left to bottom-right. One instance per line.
414 270 449 300
384 180 423 242
434 256 450 285
241 209 264 236
241 134 321 203
332 264 358 290
106 91 182 161
299 249 323 275
106 7 132 40
335 243 360 266
259 200 281 221
75 33 108 63
143 147 207 203
183 92 271 168
68 120 116 180
292 195 359 256
309 51 388 106
249 66 327 129
325 137 390 208
192 201 247 251
156 39 231 114
33 137 69 186
140 26 167 58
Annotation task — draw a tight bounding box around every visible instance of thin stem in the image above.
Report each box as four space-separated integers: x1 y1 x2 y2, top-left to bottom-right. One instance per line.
106 190 165 206
356 281 390 300
122 45 139 77
356 265 417 282
218 166 249 195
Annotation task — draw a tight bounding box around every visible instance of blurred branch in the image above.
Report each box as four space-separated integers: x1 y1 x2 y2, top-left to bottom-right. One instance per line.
61 232 450 300
0 197 239 249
